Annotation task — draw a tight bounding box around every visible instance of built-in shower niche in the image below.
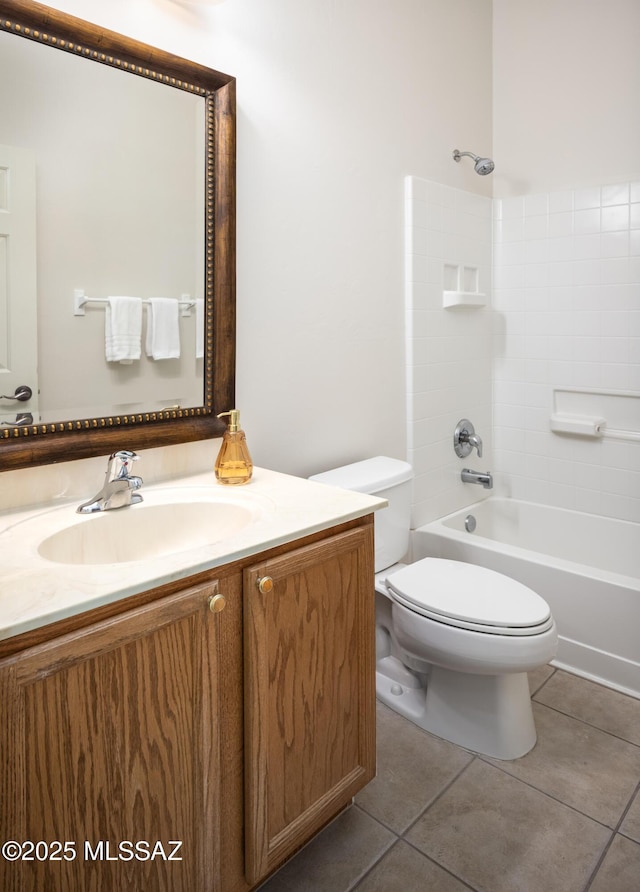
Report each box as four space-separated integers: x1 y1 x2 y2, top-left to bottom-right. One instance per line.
443 262 486 308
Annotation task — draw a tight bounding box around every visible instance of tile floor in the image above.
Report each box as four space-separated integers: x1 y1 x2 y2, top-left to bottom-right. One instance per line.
259 667 640 892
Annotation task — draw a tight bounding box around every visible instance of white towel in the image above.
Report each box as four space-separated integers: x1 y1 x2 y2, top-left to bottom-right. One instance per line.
105 297 143 364
145 298 180 360
195 299 205 359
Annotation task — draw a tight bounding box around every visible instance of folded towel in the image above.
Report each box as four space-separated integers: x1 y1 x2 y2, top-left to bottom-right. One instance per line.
105 297 143 364
195 299 205 359
145 298 180 360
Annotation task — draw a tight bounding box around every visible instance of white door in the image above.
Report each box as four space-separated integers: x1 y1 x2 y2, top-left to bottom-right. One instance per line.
0 144 38 425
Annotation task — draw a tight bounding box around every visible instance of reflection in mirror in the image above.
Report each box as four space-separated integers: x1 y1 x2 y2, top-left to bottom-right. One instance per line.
0 0 235 471
1 28 206 424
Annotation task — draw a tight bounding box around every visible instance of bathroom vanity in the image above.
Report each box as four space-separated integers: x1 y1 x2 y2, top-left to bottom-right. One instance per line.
0 467 382 891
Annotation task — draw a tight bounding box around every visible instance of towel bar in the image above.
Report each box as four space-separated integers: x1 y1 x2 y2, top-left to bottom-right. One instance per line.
73 289 195 317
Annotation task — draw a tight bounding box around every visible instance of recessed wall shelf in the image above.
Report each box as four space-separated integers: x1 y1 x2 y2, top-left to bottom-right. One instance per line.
442 263 485 308
443 290 486 308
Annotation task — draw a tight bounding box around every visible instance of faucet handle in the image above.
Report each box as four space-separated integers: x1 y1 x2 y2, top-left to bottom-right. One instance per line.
107 449 140 480
454 419 483 458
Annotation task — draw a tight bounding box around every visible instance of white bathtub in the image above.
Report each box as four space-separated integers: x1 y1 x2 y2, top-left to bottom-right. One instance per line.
413 498 640 699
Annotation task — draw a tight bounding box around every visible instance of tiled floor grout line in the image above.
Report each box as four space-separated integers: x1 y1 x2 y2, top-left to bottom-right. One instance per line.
392 756 486 888
398 836 482 892
350 757 481 891
528 666 558 698
348 829 482 892
346 825 398 892
475 751 631 833
581 776 640 890
531 698 640 749
353 733 477 840
581 829 618 892
398 755 479 839
614 777 640 834
344 807 397 892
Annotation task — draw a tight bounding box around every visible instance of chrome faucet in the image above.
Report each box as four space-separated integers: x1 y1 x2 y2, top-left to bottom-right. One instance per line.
461 468 493 490
77 450 143 514
454 419 483 458
461 430 483 458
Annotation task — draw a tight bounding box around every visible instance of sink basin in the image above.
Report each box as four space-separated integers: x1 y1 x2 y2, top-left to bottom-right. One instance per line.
37 494 260 565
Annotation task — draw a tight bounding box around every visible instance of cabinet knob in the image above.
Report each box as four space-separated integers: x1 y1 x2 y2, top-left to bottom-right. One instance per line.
208 594 227 613
256 575 274 595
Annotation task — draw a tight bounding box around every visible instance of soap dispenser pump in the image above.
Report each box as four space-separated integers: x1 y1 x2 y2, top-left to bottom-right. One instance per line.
215 410 253 485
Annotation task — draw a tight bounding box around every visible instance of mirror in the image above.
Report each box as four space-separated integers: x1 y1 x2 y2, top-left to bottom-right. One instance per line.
0 0 235 471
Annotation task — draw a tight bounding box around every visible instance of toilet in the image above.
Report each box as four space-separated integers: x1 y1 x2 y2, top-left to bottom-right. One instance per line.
310 456 557 760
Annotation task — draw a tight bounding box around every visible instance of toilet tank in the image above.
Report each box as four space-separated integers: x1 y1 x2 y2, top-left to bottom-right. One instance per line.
309 456 413 573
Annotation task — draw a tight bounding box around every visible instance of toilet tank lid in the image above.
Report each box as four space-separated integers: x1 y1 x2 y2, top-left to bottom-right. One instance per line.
309 456 413 494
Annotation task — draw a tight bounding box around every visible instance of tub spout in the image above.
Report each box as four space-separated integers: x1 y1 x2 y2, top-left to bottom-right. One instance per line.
461 468 493 489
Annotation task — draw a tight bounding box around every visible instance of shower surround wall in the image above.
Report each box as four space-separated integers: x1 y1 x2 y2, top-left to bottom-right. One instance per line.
406 177 640 529
493 184 640 522
405 176 493 529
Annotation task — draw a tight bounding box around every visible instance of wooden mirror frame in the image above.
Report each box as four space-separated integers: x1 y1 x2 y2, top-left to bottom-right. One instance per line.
0 0 235 472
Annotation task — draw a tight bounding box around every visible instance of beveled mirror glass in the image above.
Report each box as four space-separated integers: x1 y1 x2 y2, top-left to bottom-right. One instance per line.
0 0 235 471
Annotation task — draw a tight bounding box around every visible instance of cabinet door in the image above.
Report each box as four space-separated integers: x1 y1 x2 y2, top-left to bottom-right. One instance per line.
243 525 376 884
0 577 235 892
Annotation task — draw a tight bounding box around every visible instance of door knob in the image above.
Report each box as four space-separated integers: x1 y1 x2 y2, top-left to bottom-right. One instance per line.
256 575 274 594
208 594 226 613
0 385 32 402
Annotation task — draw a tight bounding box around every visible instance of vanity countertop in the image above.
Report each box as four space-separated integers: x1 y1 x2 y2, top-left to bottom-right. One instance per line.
0 467 385 642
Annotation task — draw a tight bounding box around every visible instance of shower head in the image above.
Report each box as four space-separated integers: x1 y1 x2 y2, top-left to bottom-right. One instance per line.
453 149 495 176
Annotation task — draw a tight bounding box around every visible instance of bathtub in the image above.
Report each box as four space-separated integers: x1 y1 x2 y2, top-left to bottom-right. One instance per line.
412 498 640 699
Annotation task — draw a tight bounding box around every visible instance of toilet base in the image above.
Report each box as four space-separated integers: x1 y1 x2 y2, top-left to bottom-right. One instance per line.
376 657 536 760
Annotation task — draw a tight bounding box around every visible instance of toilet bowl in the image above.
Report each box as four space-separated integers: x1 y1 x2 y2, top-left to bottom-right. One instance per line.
377 559 557 759
310 456 558 760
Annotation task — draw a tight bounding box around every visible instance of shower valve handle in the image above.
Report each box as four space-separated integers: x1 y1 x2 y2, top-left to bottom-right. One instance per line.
454 419 483 458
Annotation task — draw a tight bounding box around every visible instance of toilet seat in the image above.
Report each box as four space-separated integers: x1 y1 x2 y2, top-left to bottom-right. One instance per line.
385 559 554 637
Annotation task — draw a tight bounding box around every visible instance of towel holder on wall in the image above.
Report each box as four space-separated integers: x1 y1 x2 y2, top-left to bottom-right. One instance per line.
73 289 196 318
550 387 640 442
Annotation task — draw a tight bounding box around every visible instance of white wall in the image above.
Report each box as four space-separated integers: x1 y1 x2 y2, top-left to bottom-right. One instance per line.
406 177 493 527
43 0 492 477
493 0 640 197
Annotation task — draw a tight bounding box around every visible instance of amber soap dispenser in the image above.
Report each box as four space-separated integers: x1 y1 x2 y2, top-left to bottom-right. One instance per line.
215 410 253 485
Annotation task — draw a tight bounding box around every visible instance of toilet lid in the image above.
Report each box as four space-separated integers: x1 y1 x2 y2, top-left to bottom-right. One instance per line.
385 559 552 635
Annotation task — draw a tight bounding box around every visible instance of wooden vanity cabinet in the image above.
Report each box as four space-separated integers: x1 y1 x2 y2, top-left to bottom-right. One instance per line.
0 517 376 892
0 575 238 892
243 526 376 884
